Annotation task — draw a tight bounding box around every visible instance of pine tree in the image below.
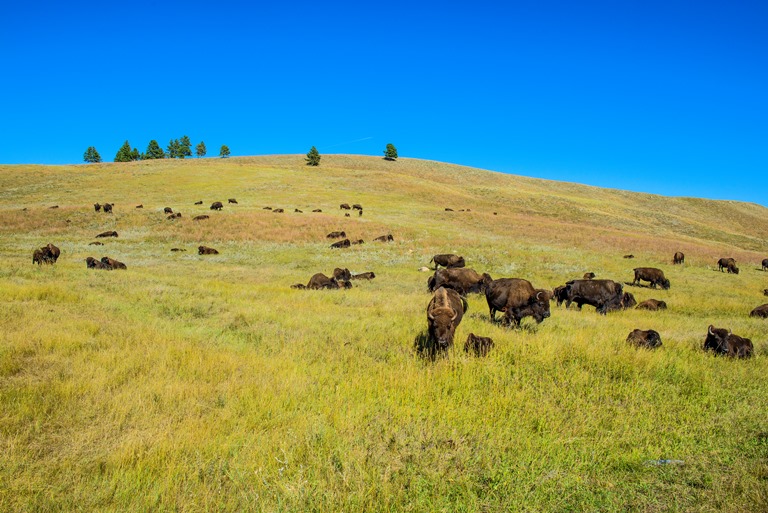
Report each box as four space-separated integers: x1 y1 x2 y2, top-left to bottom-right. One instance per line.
179 135 192 159
219 145 230 158
145 140 165 159
167 139 180 159
196 141 207 158
114 140 135 162
305 146 321 166
83 146 102 163
384 143 398 161
130 148 140 161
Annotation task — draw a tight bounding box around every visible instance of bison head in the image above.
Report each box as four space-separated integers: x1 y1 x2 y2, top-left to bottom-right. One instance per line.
660 278 671 290
704 325 729 354
532 291 552 322
428 308 458 351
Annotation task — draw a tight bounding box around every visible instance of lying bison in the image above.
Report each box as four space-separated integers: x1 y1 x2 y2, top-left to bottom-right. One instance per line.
464 333 494 357
330 239 351 249
749 304 768 318
340 203 351 210
101 256 126 270
373 234 394 242
626 329 662 349
426 287 467 355
673 252 685 265
704 325 753 358
583 272 596 280
194 200 203 205
562 279 624 314
304 273 351 290
85 256 112 270
430 254 465 270
94 203 101 212
210 202 223 211
717 257 739 274
636 299 667 311
228 198 238 204
632 268 670 289
198 246 219 255
33 244 59 265
193 215 209 221
164 207 173 214
95 231 118 238
428 268 492 295
327 231 346 239
351 272 375 280
485 277 550 327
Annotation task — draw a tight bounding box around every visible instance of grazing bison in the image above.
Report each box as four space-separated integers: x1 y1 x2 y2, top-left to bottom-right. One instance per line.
210 202 223 211
373 234 394 242
339 203 351 210
351 239 365 245
352 204 363 210
312 209 322 212
445 208 454 212
330 239 351 249
358 209 363 217
32 248 47 265
193 215 209 221
464 333 494 357
295 209 303 213
95 231 118 238
351 272 376 280
135 204 143 209
94 203 101 212
307 273 351 290
623 254 634 259
426 287 468 354
583 272 595 280
673 252 685 264
273 208 284 213
749 304 768 318
762 258 768 271
49 205 59 209
101 256 126 270
636 299 667 311
327 231 346 239
553 285 569 306
563 279 624 314
85 256 112 269
430 254 466 270
626 329 662 349
618 292 637 310
717 257 739 274
102 203 113 213
194 200 203 205
228 198 238 204
164 207 173 214
632 268 670 289
263 206 272 210
428 268 492 295
170 248 186 252
485 277 551 327
344 213 350 217
704 325 753 358
89 241 104 246
333 268 352 281
198 246 219 255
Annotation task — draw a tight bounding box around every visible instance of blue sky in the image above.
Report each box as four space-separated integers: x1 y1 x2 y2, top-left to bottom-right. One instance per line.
1 1 766 205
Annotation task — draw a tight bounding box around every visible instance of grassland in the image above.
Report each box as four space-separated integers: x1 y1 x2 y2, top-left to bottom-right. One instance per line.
1 155 767 512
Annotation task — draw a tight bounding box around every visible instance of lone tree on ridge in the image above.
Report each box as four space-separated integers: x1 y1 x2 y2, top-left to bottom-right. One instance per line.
305 146 321 166
83 146 101 163
219 144 230 158
196 141 207 158
384 143 398 161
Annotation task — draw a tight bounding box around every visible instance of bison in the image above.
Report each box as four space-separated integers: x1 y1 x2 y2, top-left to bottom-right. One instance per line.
89 241 104 246
428 268 492 295
194 200 203 205
717 257 739 274
101 256 126 270
102 203 113 213
273 208 284 213
164 207 173 214
373 234 394 242
632 268 670 289
170 248 186 252
351 272 376 280
704 325 753 358
426 287 468 355
430 254 466 270
562 279 624 315
167 212 181 219
210 202 223 211
327 231 346 239
295 209 303 213
352 204 363 210
198 246 219 255
623 254 634 259
749 304 768 318
464 333 494 357
617 292 637 310
339 203 351 210
485 277 551 327
228 198 238 204
95 231 118 238
263 207 272 210
135 204 143 209
583 272 595 280
673 252 685 265
312 209 322 212
306 273 351 290
330 239 351 249
553 285 569 306
193 215 209 221
626 329 662 349
333 268 352 281
32 248 47 265
445 208 454 212
636 299 667 311
94 203 101 212
85 256 112 270
763 259 768 271
351 239 365 245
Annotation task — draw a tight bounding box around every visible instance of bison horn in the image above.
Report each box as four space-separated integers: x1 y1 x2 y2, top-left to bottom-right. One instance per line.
536 291 543 301
708 325 714 336
428 311 435 321
450 311 457 322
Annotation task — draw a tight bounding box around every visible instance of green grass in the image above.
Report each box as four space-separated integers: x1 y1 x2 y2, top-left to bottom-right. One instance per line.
1 155 767 512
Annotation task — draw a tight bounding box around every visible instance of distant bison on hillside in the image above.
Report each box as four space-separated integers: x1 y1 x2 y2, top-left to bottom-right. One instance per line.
583 272 595 280
327 231 346 239
101 256 126 270
351 272 376 280
632 268 670 289
210 202 223 211
293 273 351 290
95 231 118 238
762 258 768 271
228 198 238 204
102 203 113 213
198 246 219 255
330 239 351 249
430 254 465 270
164 207 173 214
626 329 662 349
339 203 351 210
85 256 111 270
193 215 209 221
636 299 667 311
717 257 739 274
749 304 768 318
373 234 394 242
673 252 685 264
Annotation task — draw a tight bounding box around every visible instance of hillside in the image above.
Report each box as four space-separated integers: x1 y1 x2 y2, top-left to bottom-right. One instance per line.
1 155 767 512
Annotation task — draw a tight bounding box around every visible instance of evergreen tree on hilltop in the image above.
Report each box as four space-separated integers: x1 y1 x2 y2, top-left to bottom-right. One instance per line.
383 143 398 161
179 135 193 159
83 146 102 163
305 146 321 166
145 140 166 160
114 140 138 162
196 141 207 158
219 145 230 158
167 139 180 159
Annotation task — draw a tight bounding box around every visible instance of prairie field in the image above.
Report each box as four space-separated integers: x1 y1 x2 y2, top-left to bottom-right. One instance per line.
1 155 767 512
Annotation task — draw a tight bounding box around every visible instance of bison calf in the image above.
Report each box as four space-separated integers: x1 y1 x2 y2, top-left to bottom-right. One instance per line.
626 329 662 349
351 271 376 280
636 299 667 311
430 254 465 270
193 215 209 221
464 333 494 357
373 234 394 242
330 239 351 249
198 246 219 255
228 198 238 204
95 231 118 238
85 256 112 270
673 252 685 264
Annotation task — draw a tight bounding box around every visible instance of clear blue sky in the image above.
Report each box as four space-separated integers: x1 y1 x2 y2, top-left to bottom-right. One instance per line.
1 1 766 205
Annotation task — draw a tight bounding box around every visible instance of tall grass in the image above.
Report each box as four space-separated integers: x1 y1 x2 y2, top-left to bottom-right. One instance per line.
1 156 767 511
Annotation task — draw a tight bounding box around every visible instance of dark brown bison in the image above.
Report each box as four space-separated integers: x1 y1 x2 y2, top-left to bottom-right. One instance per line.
358 209 363 216
273 208 284 213
430 254 466 270
101 256 126 270
764 289 768 296
623 254 634 259
135 204 143 209
563 279 624 314
428 268 492 295
263 206 272 210
717 257 739 274
373 234 394 242
762 258 768 271
170 248 186 252
198 246 219 255
749 304 768 318
228 198 238 204
352 204 363 210
704 325 753 358
445 208 454 212
553 285 569 306
485 278 551 327
295 209 303 213
330 239 351 249
89 241 104 246
618 292 637 310
673 252 685 264
333 268 352 281
49 205 59 209
632 268 670 289
340 203 351 210
307 273 351 290
344 213 350 217
426 287 468 354
351 272 376 280
194 200 203 205
626 329 662 349
167 212 181 219
583 272 595 280
210 202 223 211
636 299 667 311
43 243 60 262
312 209 322 212
94 203 101 212
193 215 209 221
290 283 307 289
164 207 173 214
95 231 118 238
351 239 365 245
327 231 346 239
102 203 113 213
464 333 494 357
85 256 112 269
32 248 47 265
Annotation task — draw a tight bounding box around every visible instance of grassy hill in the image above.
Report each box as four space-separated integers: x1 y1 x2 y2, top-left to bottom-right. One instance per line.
1 155 767 512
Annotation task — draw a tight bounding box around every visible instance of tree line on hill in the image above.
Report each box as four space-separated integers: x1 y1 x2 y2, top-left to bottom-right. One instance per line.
83 137 230 163
304 143 398 166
